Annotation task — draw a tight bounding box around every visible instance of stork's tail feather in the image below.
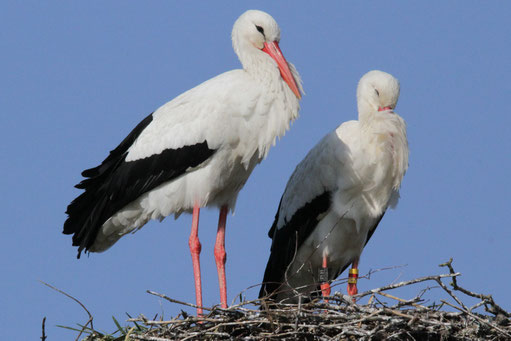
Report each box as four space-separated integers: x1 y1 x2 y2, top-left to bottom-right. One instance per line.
63 153 121 258
63 186 109 258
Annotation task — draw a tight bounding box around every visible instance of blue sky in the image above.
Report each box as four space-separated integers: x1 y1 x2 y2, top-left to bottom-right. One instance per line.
1 2 510 339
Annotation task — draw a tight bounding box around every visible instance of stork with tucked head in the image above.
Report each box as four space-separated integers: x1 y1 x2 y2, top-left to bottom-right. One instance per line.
63 9 302 315
259 70 408 303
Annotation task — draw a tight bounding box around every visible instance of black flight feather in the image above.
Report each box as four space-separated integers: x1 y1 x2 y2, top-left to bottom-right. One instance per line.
63 112 216 258
259 191 332 299
260 194 386 300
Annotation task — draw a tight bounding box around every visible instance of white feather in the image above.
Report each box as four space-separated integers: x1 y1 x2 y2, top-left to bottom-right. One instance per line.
272 70 408 302
91 10 302 252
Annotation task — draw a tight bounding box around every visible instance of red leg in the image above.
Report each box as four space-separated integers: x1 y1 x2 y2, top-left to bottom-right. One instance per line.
347 259 359 299
214 206 228 308
320 254 331 302
188 203 203 316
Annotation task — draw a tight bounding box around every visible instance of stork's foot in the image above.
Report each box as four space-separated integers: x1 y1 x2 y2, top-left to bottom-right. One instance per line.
347 283 358 296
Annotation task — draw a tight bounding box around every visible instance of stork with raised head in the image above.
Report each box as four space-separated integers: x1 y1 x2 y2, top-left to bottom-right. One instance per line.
63 10 302 315
259 70 408 303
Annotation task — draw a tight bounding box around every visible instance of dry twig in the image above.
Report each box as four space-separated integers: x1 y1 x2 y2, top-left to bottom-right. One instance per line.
67 260 511 340
40 280 95 341
41 316 47 341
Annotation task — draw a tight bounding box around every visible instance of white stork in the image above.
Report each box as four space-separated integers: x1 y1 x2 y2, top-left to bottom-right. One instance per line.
63 10 302 315
259 70 408 303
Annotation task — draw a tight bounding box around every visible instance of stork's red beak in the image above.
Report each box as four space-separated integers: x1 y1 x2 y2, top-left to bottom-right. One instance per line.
262 41 301 99
378 106 392 112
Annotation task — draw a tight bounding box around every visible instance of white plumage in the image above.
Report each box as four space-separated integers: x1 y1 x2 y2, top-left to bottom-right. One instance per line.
260 70 408 303
98 66 302 250
64 10 302 312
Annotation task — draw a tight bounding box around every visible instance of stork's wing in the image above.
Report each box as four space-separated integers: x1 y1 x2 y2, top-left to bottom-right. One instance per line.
259 191 332 299
63 70 271 258
63 111 216 257
259 130 348 298
364 212 385 247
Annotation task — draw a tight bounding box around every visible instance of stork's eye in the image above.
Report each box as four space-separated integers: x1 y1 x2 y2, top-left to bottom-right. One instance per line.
255 25 265 36
375 89 380 96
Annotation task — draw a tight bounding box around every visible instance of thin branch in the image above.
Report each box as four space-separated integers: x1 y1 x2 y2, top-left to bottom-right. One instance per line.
354 272 461 298
63 259 511 340
39 280 94 341
378 291 426 309
440 258 510 317
41 317 46 341
441 300 511 338
147 290 225 313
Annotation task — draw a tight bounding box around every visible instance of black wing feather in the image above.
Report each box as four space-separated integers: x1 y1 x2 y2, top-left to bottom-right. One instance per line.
259 192 332 299
364 212 385 247
260 196 387 299
63 112 216 258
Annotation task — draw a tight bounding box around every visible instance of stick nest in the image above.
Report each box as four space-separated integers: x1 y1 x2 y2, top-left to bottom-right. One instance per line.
74 260 510 340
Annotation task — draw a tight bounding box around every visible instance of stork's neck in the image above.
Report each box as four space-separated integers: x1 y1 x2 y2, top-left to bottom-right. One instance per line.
238 42 300 96
236 46 301 161
242 50 284 85
357 100 378 126
358 109 409 191
358 109 405 145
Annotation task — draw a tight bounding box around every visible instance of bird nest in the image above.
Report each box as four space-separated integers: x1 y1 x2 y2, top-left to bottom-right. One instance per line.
54 260 510 340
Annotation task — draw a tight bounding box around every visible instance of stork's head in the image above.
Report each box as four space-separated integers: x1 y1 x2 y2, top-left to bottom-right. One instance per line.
232 10 280 51
357 70 400 117
232 10 302 99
